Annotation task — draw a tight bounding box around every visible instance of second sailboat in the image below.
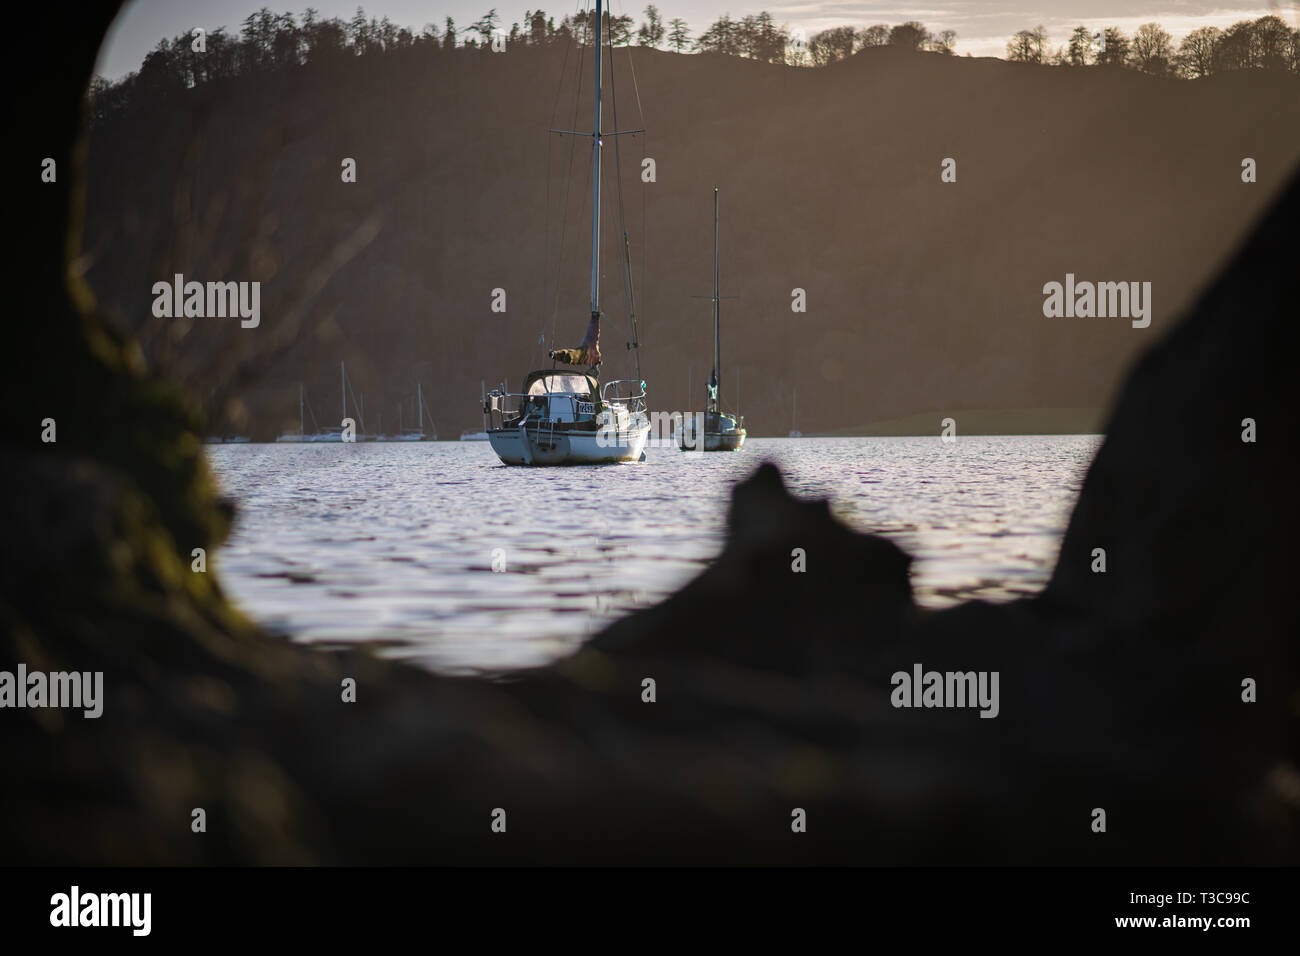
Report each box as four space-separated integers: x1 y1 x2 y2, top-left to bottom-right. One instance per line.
680 187 746 452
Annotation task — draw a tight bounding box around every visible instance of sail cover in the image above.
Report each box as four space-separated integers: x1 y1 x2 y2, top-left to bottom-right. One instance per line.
526 372 594 396
549 312 601 367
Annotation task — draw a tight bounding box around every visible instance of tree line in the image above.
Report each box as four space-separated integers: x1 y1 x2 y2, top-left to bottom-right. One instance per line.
1006 16 1300 77
89 6 964 122
90 6 1300 124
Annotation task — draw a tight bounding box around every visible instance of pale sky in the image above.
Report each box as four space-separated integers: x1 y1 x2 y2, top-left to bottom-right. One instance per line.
97 0 1299 78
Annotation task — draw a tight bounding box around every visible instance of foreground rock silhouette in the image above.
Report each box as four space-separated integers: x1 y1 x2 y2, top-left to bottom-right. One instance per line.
3 2 1295 863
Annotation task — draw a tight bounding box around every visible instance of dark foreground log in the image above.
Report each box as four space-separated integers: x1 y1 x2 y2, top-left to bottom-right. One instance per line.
2 3 1296 864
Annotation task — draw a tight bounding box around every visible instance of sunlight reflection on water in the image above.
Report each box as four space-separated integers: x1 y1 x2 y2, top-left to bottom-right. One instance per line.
206 435 1099 673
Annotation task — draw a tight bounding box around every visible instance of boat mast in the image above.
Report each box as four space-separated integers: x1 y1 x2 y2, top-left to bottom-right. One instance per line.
711 186 720 414
589 0 603 320
418 383 423 435
340 361 346 423
299 383 304 436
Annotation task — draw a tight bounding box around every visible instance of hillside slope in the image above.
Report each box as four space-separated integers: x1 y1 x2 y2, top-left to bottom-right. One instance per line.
83 45 1300 437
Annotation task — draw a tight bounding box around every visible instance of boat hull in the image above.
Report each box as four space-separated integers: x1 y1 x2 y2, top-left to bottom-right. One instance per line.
679 430 747 452
706 430 746 452
489 423 650 465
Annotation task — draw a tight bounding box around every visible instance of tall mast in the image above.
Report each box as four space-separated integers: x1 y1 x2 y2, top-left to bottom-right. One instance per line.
592 0 605 321
340 361 346 422
418 383 423 434
589 0 603 317
299 382 304 436
712 186 720 413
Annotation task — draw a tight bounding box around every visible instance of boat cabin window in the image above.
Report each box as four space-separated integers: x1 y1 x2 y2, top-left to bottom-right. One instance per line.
521 373 596 424
526 374 592 398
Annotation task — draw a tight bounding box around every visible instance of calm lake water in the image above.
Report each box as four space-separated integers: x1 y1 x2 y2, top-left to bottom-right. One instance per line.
206 436 1100 674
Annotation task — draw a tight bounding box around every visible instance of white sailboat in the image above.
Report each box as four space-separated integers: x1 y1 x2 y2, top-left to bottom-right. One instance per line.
482 0 649 466
276 384 309 442
679 187 745 452
284 361 366 441
309 362 353 441
461 382 490 440
789 387 803 438
391 383 434 440
276 366 370 442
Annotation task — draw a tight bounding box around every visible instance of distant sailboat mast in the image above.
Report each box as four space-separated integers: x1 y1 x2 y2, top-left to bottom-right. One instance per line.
680 188 746 452
693 188 735 413
711 187 720 415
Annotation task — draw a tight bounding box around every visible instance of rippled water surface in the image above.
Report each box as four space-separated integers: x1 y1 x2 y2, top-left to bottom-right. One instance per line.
206 436 1100 673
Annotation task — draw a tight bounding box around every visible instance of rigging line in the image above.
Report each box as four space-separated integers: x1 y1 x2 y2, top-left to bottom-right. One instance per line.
621 10 647 354
598 27 632 348
605 17 639 381
537 118 552 372
609 0 648 377
620 0 646 132
547 1 591 362
640 130 646 359
547 8 577 130
536 10 576 369
594 125 630 345
565 144 594 371
601 158 632 346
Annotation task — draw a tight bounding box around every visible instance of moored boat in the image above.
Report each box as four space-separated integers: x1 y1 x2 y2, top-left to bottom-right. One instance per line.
679 187 745 453
482 0 649 466
486 371 648 465
388 383 434 441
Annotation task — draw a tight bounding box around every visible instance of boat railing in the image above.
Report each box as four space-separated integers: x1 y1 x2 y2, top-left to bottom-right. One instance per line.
485 387 606 427
601 379 647 412
484 388 518 428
